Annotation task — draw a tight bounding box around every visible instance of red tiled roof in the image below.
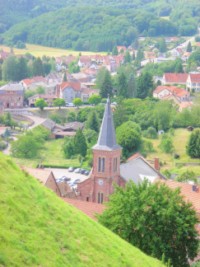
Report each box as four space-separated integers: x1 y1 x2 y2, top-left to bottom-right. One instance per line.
160 180 200 214
189 73 200 83
60 81 81 91
127 152 142 162
154 85 189 98
164 73 188 84
62 198 105 220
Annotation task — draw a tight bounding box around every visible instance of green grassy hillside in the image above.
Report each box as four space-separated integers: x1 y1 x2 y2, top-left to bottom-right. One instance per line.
0 153 165 267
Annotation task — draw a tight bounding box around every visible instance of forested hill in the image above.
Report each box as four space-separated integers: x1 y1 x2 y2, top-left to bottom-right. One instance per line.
1 0 200 52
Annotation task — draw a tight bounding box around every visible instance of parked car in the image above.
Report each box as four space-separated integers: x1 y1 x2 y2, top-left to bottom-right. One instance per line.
74 179 80 184
68 167 74 172
84 170 90 176
66 103 75 107
74 168 81 173
80 169 86 174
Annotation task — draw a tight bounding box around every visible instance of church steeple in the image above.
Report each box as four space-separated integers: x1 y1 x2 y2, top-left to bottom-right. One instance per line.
93 97 121 151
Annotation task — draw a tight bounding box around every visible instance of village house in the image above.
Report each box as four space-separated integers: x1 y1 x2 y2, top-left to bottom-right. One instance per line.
24 168 61 196
76 98 165 203
162 73 188 86
153 85 190 102
21 76 46 90
56 81 81 103
120 154 164 184
28 94 57 107
0 83 24 108
21 74 61 94
80 87 99 103
186 73 200 92
52 121 84 139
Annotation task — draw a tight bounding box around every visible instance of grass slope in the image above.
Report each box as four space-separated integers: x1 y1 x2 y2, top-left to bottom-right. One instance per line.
146 128 200 174
0 153 164 267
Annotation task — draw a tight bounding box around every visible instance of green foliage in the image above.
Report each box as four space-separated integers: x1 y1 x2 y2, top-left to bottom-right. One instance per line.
143 127 158 139
112 46 118 55
83 128 98 146
116 121 141 157
2 56 29 81
99 180 199 267
36 86 45 94
35 98 48 110
157 38 167 53
86 111 99 132
136 72 154 99
11 126 50 159
74 129 87 157
0 141 7 151
68 61 80 73
187 129 200 158
31 57 44 76
186 41 192 52
63 138 75 158
99 70 113 98
116 72 128 98
73 98 82 107
0 153 165 267
53 98 65 109
88 95 101 105
176 170 197 184
159 134 174 154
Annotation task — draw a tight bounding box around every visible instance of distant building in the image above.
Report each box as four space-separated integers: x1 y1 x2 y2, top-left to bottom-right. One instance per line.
28 94 57 107
56 81 81 103
162 73 188 86
24 168 61 196
0 83 24 108
186 73 200 92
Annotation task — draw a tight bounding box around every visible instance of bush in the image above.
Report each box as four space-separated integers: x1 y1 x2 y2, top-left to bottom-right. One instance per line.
159 134 174 153
143 127 157 139
0 141 7 151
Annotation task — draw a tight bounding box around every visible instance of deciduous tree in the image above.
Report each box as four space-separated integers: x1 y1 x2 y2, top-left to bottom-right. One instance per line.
99 180 199 267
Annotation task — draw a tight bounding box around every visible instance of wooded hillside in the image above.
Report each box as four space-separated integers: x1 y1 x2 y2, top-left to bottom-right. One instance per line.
1 0 199 51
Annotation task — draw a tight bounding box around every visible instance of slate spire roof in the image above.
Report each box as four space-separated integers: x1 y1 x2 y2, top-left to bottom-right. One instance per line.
93 97 121 151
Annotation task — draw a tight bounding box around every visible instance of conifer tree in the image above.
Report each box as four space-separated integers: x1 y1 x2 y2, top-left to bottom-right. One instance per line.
86 111 99 132
99 70 113 98
74 129 87 157
186 41 192 52
117 72 128 98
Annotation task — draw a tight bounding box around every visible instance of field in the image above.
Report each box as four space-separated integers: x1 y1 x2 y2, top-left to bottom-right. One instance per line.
0 43 105 57
12 127 200 175
13 138 90 169
0 153 164 267
146 128 200 175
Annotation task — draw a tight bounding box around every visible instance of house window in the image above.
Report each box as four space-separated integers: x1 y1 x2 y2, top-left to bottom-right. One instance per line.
97 192 104 203
113 157 118 172
98 157 105 172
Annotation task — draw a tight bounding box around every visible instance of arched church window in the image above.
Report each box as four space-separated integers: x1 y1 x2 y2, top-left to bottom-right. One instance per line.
98 157 105 172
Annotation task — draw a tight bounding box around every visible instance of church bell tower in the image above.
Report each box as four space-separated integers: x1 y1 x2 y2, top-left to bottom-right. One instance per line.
91 97 122 203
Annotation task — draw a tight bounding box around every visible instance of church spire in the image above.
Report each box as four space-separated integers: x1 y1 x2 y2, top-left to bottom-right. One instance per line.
93 97 121 151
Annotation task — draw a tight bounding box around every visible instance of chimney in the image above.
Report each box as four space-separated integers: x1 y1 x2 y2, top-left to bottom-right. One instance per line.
154 158 160 171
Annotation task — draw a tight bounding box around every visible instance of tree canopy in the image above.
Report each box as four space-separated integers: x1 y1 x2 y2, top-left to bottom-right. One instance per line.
187 129 200 158
99 180 199 267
